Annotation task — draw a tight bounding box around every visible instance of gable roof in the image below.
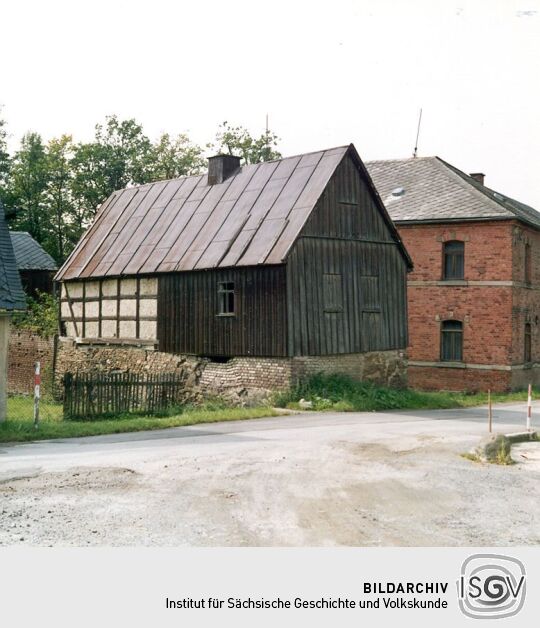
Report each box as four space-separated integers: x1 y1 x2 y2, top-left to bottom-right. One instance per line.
0 204 26 312
56 144 411 281
10 231 58 271
366 156 540 228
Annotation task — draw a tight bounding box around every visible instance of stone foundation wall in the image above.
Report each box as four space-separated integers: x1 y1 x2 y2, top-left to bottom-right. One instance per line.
8 330 55 394
291 350 407 388
55 338 205 403
55 339 407 404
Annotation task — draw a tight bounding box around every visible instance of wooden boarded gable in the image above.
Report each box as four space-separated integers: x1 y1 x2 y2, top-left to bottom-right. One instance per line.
286 149 409 356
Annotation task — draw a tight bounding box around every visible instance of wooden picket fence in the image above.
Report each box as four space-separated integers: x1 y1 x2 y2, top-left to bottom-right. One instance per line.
63 371 185 420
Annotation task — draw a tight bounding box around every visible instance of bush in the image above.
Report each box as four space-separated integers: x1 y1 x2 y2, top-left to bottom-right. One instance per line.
12 291 58 337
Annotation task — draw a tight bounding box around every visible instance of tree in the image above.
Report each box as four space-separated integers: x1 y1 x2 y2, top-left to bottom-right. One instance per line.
8 132 49 243
0 110 12 209
70 115 154 223
213 121 281 164
45 135 74 261
147 133 205 180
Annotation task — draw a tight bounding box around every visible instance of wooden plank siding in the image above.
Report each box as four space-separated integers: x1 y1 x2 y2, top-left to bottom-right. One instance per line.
157 266 287 357
286 154 408 356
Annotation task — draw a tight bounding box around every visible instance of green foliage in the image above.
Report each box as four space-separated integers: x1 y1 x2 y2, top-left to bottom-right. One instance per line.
1 113 281 264
147 133 206 180
12 291 58 337
274 372 537 412
45 135 75 259
0 109 10 206
0 401 280 443
8 132 49 241
214 121 281 164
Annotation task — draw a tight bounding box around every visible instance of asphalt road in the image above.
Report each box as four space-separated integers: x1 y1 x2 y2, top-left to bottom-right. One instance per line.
1 402 539 546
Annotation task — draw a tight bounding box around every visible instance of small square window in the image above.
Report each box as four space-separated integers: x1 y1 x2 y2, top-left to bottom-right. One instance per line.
218 281 235 315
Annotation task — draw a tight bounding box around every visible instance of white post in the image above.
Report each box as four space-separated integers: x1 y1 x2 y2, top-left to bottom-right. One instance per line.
34 361 41 429
527 383 532 432
0 313 10 422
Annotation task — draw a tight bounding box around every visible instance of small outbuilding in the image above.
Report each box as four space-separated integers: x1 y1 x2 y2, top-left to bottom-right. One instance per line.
10 231 58 297
56 144 412 391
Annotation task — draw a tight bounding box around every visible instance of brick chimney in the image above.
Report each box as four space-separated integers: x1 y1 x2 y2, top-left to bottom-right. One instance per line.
469 172 485 186
207 154 241 185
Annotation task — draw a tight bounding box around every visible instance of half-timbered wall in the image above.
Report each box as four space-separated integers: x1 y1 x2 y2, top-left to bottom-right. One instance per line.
287 154 409 356
60 277 157 341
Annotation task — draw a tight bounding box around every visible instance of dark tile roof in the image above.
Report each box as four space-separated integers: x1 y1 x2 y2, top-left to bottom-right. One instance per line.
366 156 540 228
0 204 26 311
57 144 411 280
10 231 58 271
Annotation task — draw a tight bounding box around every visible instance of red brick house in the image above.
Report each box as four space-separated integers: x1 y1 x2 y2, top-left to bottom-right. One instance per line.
367 156 540 392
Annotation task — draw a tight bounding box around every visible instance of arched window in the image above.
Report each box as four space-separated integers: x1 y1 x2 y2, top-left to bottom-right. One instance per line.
443 241 464 280
441 320 463 361
525 323 532 363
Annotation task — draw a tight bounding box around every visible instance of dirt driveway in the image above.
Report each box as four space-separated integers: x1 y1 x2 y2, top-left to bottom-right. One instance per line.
1 403 539 546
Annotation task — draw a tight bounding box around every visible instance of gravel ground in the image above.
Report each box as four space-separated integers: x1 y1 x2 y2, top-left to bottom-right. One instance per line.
1 405 539 546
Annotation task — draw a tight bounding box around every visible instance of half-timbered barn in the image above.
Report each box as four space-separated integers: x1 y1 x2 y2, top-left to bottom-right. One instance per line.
55 145 412 392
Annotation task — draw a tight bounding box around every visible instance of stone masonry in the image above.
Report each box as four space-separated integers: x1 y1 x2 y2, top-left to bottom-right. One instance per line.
55 338 407 404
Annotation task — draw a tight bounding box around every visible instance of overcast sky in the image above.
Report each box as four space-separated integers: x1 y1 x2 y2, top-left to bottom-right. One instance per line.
2 0 539 206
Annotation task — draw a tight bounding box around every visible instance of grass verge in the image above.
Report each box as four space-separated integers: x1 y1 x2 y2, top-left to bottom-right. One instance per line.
0 402 280 443
273 373 538 412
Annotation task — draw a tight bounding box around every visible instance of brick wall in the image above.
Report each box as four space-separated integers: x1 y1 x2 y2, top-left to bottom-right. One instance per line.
402 221 514 282
511 223 540 365
408 366 511 393
398 221 518 391
8 329 55 394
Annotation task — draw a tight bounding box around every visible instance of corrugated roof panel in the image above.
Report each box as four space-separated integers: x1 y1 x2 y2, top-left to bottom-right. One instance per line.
218 229 256 268
172 174 203 200
271 155 302 180
237 218 287 266
293 148 347 208
153 179 184 208
266 207 313 264
245 160 279 191
76 188 140 278
242 178 288 231
264 163 319 221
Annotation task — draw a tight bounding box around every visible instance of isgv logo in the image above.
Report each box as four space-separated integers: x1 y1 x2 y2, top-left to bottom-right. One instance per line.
457 554 526 619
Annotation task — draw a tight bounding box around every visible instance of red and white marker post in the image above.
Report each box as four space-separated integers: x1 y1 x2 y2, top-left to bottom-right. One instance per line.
527 383 532 432
34 361 41 429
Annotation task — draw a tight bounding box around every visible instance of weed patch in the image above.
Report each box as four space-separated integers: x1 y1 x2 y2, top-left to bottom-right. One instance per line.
274 373 536 412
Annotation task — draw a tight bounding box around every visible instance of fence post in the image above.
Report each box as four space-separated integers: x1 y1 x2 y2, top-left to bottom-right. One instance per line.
34 361 41 429
527 383 532 431
488 389 492 433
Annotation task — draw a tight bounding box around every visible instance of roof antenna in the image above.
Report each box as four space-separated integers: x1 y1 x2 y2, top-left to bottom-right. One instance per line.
413 108 423 158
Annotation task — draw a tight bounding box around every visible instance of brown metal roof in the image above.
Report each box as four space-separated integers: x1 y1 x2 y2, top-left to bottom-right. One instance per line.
57 144 411 280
